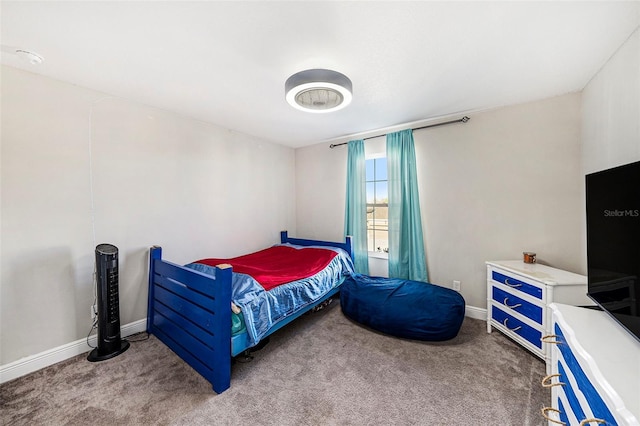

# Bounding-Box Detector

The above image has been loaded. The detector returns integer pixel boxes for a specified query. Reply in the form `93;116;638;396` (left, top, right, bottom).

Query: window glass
365;157;388;254
365;159;375;181
366;182;375;204
375;181;388;204
375;157;387;180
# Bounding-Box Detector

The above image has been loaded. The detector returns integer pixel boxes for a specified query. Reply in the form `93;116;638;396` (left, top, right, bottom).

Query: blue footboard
147;246;233;393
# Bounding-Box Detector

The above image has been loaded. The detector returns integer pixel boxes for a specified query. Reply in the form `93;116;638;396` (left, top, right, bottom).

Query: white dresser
486;261;591;368
542;303;640;425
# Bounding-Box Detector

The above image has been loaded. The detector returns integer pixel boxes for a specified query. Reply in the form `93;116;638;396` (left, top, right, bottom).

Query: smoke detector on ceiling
0;46;44;65
16;49;44;65
285;69;352;113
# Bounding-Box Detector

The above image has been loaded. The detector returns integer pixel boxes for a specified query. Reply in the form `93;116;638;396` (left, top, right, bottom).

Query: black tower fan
87;244;130;362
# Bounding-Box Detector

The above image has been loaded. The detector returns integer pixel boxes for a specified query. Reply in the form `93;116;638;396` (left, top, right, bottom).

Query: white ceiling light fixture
285;69;352;113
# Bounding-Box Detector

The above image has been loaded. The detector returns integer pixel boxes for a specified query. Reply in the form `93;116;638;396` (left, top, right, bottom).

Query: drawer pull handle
504;278;522;288
503;298;522;309
541;334;561;345
541;373;565;388
503;318;521;331
541;407;566;425
579;419;606;425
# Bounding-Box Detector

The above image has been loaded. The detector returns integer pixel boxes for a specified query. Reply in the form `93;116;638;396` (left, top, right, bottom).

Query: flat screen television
586;160;640;342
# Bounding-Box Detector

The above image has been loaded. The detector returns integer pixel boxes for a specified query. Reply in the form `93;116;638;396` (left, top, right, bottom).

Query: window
366;156;388;254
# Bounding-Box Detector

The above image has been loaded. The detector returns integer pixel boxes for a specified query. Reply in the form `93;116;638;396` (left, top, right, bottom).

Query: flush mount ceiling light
285;69;352;113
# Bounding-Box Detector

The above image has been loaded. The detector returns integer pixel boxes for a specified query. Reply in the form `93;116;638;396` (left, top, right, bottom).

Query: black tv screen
586;160;640;342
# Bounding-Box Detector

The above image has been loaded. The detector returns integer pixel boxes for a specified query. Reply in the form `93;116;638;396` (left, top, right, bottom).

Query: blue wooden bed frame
146;231;353;393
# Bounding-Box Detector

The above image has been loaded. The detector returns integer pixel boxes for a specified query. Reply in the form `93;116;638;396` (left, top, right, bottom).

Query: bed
146;231;354;393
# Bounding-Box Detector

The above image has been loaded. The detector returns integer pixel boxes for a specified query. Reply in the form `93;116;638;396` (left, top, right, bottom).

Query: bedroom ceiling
1;1;639;148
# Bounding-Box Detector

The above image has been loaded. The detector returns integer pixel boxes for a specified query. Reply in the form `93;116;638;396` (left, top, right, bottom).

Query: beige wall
295;141;347;244
0;66;296;365
296;93;584;310
416;94;583;309
582;28;640;176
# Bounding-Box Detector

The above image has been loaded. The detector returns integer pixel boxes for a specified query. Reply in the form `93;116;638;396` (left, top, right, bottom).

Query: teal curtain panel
386;130;428;282
344;139;370;274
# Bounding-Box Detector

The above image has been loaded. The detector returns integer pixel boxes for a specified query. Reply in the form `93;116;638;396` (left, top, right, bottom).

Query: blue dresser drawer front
557;399;570;426
557;361;587;422
492;306;542;349
554;323;617;425
491;271;543;300
492;286;543;324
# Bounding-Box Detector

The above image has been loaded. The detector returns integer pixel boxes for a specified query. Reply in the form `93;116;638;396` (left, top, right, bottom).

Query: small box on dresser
542;303;639;425
486;261;592;370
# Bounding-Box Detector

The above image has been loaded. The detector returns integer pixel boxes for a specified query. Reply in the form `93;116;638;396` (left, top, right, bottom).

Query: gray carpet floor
1;300;549;425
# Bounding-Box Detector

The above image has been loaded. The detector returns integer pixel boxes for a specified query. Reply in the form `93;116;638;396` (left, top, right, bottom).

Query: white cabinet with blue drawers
486;261;591;369
542;303;639;425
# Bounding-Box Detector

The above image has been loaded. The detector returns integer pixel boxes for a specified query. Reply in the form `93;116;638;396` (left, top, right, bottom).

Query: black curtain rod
329;116;470;149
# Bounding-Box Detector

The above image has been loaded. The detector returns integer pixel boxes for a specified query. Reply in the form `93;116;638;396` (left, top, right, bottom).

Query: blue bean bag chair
340;274;465;341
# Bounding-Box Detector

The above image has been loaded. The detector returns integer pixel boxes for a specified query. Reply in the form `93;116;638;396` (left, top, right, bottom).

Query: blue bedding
186;244;354;347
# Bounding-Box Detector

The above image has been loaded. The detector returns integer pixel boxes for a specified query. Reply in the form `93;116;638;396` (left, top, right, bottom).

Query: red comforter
195;245;337;291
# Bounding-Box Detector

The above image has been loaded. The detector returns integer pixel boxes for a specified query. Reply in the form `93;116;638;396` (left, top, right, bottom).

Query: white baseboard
465;305;487;321
0;319;147;385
